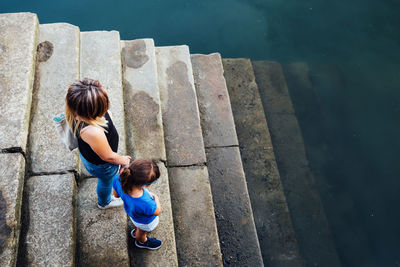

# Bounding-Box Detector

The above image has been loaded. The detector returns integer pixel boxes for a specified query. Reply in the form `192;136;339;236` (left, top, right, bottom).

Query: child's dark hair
119;159;160;193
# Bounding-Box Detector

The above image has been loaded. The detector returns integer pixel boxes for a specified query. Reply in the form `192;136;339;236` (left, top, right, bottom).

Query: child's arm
113;188;119;198
152;194;162;216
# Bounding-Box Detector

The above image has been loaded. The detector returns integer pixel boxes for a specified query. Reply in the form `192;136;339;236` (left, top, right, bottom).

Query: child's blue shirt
112;175;157;224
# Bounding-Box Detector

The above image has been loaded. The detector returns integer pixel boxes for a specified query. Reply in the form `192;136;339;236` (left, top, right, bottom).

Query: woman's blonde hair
65;78;110;134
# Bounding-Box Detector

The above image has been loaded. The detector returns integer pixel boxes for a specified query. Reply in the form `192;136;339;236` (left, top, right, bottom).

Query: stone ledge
156;46;207;166
168;166;222;266
252;61;295;115
29;23;80;174
122;39;167;161
76;178;129;267
206;146;263;266
0;153;26;267
223;58;304;266
23;174;76;266
191;53;239;147
0;12;38;152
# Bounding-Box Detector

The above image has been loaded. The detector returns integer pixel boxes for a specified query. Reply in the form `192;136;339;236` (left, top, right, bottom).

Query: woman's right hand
121;155;131;167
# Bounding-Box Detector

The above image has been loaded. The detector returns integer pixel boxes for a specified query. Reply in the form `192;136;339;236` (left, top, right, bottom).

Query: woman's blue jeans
79;153;119;207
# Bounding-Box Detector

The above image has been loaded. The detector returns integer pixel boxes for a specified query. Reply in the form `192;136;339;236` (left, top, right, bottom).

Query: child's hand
112;189;120;198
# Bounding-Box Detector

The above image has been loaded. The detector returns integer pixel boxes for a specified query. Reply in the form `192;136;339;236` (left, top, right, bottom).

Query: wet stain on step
122;40;149;69
37;41;53;62
124;80;160;138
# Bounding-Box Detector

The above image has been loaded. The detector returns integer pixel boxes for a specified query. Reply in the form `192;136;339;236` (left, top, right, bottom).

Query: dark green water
2;0;400;266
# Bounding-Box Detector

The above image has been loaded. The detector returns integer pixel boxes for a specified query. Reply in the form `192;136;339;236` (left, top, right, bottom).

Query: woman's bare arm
80;125;130;166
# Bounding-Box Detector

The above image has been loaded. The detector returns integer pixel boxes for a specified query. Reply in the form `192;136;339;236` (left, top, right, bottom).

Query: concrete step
77;31;129;266
0;154;26;267
156;46;222;266
252;60;341;267
281;63;321;123
222;58;304;266
121;39;178;266
281;63;331;196
121;39;166;161
20;174;76;266
76;178;129;266
155;45;206;166
28;23;80;174
79;30;127;178
191;53;263;266
0;12;38;153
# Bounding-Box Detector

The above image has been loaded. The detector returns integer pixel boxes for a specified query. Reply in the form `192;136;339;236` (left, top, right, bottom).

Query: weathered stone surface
122;40;178;265
29;23;80;174
0;13;38;152
281;63;329;154
252;61;341;267
128;163;178;267
206;147;263;266
121;39;166;161
168;166;222;266
0;153;25;267
80;31;126;156
192;54;262;265
281;62;316;118
191;53;238;147
23;174;76;266
156;46;206;166
266;114;309;169
222;58;304;266
252;61;295;115
76;178;129;266
264;113;341;267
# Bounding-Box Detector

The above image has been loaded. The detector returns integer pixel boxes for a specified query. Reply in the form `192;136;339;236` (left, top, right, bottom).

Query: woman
66;78;130;209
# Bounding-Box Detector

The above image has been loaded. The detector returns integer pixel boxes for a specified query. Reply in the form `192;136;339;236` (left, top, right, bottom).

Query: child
112;159;162;250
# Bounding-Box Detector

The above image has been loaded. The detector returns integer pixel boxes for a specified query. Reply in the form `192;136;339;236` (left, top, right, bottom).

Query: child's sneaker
135;238;162;250
131;229;136;239
97;195;123;209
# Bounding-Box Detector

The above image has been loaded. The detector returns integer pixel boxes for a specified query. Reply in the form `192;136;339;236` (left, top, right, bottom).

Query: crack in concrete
27;169;77;178
168;162;207;168
205;145;239;149
0;147;26;160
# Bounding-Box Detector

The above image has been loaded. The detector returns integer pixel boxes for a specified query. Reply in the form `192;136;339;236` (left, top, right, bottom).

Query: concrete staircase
250;61;341;267
0;12;341;267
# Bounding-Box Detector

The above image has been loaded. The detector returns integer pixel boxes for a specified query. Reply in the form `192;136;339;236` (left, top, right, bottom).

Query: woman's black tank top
76;112;119;165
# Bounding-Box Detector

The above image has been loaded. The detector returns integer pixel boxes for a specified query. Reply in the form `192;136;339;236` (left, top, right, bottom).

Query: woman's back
76;112;119;164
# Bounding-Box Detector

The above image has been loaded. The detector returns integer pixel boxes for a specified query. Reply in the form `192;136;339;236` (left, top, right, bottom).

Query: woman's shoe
97;195;123;209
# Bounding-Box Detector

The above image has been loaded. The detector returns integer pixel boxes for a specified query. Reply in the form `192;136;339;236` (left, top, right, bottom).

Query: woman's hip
79;152;119;179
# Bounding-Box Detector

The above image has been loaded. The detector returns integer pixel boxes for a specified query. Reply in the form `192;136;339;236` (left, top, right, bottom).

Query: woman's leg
96;164;119;206
97;175;113;206
79;153;119;206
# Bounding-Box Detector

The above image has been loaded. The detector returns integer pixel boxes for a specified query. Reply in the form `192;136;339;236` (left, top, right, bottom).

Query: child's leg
134;223;162;250
135;227;148;243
